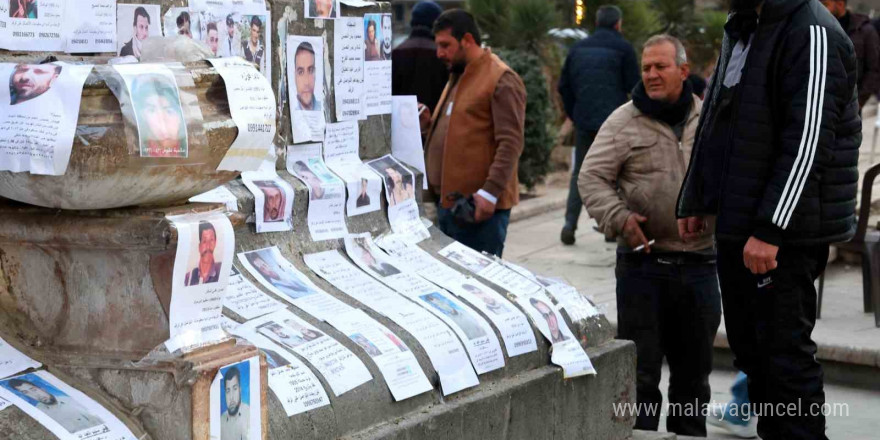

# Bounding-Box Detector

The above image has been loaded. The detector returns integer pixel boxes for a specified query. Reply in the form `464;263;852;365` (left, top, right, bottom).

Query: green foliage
687;10;727;71
466;0;511;46
467;0;561;52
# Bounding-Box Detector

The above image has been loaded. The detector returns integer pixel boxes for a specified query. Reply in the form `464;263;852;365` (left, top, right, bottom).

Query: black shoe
560;227;576;245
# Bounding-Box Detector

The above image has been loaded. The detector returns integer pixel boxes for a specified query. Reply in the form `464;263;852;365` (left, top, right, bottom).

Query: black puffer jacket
677;0;861;246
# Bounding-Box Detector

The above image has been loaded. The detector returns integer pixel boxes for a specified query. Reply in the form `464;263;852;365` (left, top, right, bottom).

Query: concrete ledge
713;330;880;371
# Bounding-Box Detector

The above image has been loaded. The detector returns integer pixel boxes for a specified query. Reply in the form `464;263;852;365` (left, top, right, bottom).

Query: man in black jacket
392;1;448;114
821;0;880;108
677;0;860;438
558;5;640;245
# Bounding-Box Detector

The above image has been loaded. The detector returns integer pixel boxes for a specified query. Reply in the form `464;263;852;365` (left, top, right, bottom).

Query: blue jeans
564;130;597;230
437;207;511;257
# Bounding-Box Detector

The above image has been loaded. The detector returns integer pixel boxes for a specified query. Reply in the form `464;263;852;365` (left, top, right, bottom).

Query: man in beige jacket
578;35;721;436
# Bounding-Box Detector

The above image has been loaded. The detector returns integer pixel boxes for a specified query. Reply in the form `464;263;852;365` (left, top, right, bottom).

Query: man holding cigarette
579;35;721;436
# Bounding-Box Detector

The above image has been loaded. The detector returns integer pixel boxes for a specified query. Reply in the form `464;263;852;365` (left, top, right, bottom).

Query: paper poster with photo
197;9;231;58
438;242;543;297
241;171;295;233
287;35;326;143
190;0;267;9
113;63;189;158
515;292;596;378
391;96;427;189
305;0;339;19
165;212;235;353
326;309;432;401
0;0;64;51
334;17;365;121
163;8;200;39
367;155;429;242
231;327;330;416
0;335;41;379
500;262;602;322
304;250;480;395
363;13;391;116
287;143;348;241
248;310;372;396
189;185;239;212
323;121;383;217
224;268;287;321
0;62;91;175
238;246;322;303
208;57;277;171
116;4;162;59
0;371;137;440
236;11;271;80
210;357;262;440
64;0;117;54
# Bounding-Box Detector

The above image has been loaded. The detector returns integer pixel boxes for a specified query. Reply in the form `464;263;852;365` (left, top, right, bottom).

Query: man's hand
473;193;496;223
418;103;431;134
743;236;778;275
677;216;707;242
622;213;651;252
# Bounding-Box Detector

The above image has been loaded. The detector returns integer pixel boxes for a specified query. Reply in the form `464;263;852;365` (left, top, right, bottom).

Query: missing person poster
210;356;262;440
367;155;429;242
0;335;41;379
334;17;365;121
166;212;235;353
0;0;64;51
305;0;339;19
189;185;239;212
224;267;286;320
163;7;200;39
64;0;116;54
0;62;91;175
287;35;326;143
438;242;543;297
0;371;138;440
362;13;391;116
323;121;383;217
499;260;602;322
287;143;348;241
241;171;295;233
391;96;428;189
516;291;596;378
116;4;161;60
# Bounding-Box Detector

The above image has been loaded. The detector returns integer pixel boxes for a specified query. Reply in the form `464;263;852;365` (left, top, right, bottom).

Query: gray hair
643;34;687;65
596;5;622;29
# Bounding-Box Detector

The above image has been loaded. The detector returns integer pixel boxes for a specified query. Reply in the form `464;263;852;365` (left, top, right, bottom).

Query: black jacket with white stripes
677;0;861;246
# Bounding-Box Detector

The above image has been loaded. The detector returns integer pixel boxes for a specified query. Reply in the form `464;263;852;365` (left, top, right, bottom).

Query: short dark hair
529;297;549;310
433;9;481;46
226;14;235;26
250;16;262;30
367;19;377;35
295;42;315;59
176;11;190;28
133;6;151;27
198;221;216;242
207;22;218;33
225;366;241;387
8;378;34;390
596;5;622;29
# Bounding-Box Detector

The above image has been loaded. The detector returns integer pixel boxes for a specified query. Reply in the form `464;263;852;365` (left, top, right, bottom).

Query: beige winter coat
577;97;714;252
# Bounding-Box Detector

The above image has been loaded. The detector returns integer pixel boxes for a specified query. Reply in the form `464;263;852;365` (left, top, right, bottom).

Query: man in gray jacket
578;35;721;436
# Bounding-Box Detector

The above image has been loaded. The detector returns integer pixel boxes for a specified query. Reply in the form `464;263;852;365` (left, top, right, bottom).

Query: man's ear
461;32;477;49
681;63;691;80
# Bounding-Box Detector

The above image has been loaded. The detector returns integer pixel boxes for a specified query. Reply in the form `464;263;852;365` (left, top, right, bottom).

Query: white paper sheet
375;234;538;357
287;35;326;143
208;57;277;171
248;310;372;396
241;171;295;233
64;0;116;53
323;121;383;216
190;0;267;9
0;371;137;440
340;0;376;6
287;143;349;241
0;63;91;175
224;269;287;320
367;155;429;242
189;185;239;211
0;0;64;51
334;17;365;121
438;242;542;296
391;96;427;189
515;292;596;378
0;397;8;412
0;336;41;379
534;275;601;321
115;4;162;60
209;356;262;440
165;212;236;353
231;327;330;416
304;250;479;395
363;13;391;116
305;0;340;19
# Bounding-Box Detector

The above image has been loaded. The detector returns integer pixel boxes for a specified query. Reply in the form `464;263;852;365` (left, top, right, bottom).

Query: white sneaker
707;403;758;438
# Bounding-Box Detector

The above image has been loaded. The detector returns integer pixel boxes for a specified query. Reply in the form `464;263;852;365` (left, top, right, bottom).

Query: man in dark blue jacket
558;5;640;245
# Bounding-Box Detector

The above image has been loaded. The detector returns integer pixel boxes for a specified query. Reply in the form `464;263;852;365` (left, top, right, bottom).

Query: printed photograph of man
356;178;371;208
219;14;241;57
185;221;223;286
119;6;151;58
206;22;220;55
244;250;315;300
351;237;400;277
381;14;392;60
462;283;509;315
242;16;264;71
293;42;322;111
364;18;383;61
220;363;250;440
2;375;104;434
261;348;290;369
258;322;307;351
307;0;337;19
253;180;286;223
291;161;326;200
282;319;324;342
9;64;60;106
368;158;415;206
420;292;486;340
529;298;567;343
130;73;188;158
9;0;37;19
444;250;491;273
176;11;192;38
350;333;382;357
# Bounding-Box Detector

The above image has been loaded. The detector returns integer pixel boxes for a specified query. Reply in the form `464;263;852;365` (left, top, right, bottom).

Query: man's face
208;29;219;55
262;186;283;220
135;15;150;41
301;170;325;198
178;21;191;38
254;257;279;279
367;24;376;43
360;248;377;266
14;383;54;405
250;24;259;44
295;50;316;107
820;0;846;17
535;302;560;335
641;41;688;103
11;65;59;104
316;0;333;17
435;29;468;71
227;22;235;37
198;229;217;261
224;375;241;416
142;94;181;146
382;16;392;47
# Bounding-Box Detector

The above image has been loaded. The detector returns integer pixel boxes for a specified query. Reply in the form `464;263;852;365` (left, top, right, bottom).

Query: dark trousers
716;241;829;440
564;130;598;230
437;207;511;257
616;252;722;436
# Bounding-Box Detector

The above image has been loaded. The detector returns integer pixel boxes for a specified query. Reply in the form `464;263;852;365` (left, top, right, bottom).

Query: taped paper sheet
495;259;602;321
363;13;392;115
0;0;64;51
334;17;365;121
391;96;428;189
367;155;430;243
241;171;295;233
287;143;348;241
306;0;340;19
287;35;326;143
65;0;117;54
0;336;41;379
163;8;201;39
224;267;287;320
116;4;162;60
189;185;239;211
0;371;138;440
210;356;262;440
438;242;542;297
515;292;596;378
323;121;383;216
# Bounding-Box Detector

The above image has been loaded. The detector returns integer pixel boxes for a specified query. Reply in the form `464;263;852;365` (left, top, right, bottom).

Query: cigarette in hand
417;104;428;116
633;239;655;252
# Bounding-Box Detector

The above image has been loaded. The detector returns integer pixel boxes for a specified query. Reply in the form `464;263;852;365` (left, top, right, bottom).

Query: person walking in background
677;0;860;438
392;1;448;115
558;5;640;246
422;9;526;257
821;0;880;108
579;35;721;436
